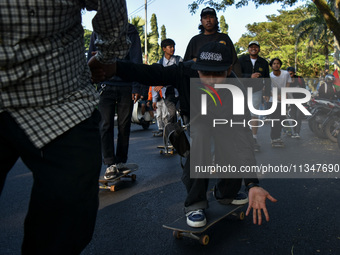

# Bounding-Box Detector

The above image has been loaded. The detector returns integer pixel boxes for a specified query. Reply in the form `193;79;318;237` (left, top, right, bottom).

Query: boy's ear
227;65;233;76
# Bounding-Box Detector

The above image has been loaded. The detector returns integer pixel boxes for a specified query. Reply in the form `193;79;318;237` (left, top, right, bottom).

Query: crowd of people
3;1;336;253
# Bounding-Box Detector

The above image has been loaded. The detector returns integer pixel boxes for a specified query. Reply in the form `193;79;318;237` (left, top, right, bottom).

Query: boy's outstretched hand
246;186;277;225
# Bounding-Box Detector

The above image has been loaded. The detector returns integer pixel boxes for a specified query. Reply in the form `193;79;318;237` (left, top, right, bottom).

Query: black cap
191;42;233;72
200;7;217;18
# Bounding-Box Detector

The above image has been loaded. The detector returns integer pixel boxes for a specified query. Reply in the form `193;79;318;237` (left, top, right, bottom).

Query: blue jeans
0;110;102;254
99;85;133;166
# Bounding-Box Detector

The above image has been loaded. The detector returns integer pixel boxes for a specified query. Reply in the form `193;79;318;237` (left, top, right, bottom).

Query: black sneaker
186;209;206;228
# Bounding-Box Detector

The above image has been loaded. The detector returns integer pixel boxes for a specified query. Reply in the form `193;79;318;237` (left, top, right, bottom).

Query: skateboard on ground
271;141;285;148
163;201;246;245
152;130;163;137
98;163;138;192
157;145;176;155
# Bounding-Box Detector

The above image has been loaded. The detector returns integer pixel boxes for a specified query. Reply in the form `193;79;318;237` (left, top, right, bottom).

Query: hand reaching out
246;186;277;225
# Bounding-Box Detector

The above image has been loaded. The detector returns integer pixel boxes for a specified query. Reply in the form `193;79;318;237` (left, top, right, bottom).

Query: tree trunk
313;0;340;44
334;0;340;70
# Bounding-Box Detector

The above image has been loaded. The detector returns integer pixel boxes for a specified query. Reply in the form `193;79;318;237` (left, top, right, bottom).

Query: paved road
1;120;340;255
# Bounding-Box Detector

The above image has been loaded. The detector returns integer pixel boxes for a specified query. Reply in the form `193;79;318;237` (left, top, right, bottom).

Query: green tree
294;2;334;71
160;25;167;42
236;7;333;77
84;28;92;53
148;13;160;64
159;25;167;58
219;15;228;34
188;0;340;47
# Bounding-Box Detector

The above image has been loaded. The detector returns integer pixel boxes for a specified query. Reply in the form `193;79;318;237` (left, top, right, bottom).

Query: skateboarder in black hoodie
89;42;277;228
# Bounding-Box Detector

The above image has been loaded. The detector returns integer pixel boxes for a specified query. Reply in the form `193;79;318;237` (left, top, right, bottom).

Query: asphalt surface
1;120;340;255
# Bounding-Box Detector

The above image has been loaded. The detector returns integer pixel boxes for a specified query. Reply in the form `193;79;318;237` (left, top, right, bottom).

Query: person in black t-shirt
183;7;241;77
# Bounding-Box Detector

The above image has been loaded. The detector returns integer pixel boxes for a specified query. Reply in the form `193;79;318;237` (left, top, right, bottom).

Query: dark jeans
99;85;133;166
269;102;285;140
0;111;102;254
181;121;249;213
181;155;242;213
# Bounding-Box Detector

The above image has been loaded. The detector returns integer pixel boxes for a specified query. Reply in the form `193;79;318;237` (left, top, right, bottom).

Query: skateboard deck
163;201;246;245
272;142;284;148
98;163;138;192
152;130;163;137
157;145;175;155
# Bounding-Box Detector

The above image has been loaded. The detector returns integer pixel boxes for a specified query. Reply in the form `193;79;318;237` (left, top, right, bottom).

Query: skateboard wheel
199;235;209;245
131;174;137;181
170;150;174;155
239;211;245;220
160;150;164;154
173;231;182;239
110;185;117;192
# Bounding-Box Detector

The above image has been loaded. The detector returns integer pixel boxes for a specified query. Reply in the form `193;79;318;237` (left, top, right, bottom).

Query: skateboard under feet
163;201;246;245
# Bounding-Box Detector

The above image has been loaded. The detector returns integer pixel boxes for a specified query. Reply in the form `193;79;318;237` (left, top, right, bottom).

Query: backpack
163;121;190;158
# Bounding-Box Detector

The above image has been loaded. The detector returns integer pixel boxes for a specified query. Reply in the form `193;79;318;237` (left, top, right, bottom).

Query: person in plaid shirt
0;0;130;253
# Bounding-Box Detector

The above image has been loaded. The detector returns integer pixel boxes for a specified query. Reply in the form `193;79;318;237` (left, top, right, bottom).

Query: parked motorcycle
131;99;154;130
322;102;340;142
307;98;333;139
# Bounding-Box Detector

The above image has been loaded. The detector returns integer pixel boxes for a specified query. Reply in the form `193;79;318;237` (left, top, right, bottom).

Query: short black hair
287;67;295;72
269;58;282;67
161;38;175;48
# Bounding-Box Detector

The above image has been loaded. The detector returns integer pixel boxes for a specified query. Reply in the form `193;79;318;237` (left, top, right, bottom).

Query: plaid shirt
0;0;130;148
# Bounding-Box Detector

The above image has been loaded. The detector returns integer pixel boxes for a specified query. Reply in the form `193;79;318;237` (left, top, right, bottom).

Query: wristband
245;182;259;192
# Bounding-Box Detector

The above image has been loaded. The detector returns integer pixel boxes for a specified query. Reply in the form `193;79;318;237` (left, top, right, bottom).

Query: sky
82;0;303;57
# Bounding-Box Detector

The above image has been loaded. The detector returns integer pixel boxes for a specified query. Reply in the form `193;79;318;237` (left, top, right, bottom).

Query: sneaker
186;209;207;228
104;164;118;180
213;186;248;205
116;163;131;174
231;192;249;205
253;138;260;152
291;133;300;139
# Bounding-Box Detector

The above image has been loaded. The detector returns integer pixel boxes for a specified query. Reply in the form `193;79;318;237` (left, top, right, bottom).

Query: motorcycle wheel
324;117;340;143
311;118;328;139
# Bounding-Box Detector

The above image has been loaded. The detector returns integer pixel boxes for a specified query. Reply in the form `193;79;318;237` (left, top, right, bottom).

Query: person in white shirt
152;39;183;136
269;58;292;147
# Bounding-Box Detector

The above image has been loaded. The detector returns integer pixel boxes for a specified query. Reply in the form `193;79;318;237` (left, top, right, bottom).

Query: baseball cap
248;41;260;48
191;42;233;72
200;7;217;18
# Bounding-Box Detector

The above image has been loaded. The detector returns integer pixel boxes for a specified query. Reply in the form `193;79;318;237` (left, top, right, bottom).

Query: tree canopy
236;6;334;78
189;0;340;44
